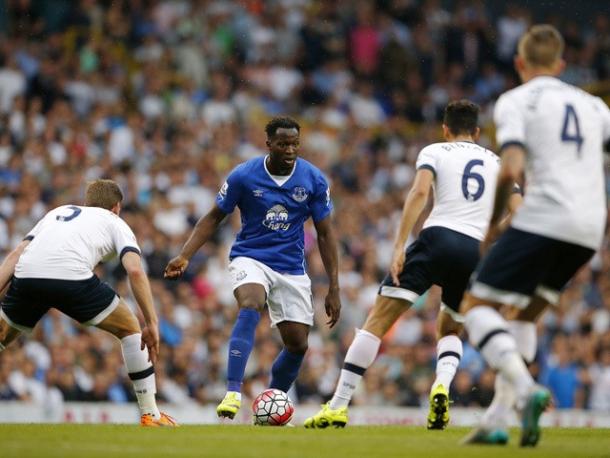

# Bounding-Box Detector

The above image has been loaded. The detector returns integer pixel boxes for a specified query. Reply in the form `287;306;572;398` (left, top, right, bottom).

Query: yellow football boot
217;392;241;419
304;402;348;428
427;384;450;430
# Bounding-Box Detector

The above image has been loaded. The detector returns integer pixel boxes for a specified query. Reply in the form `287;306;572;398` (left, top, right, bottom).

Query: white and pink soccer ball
252;389;294;426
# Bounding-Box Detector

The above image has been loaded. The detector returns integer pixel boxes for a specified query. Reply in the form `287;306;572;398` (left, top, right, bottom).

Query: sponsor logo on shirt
291;186;308;203
263;204;291;231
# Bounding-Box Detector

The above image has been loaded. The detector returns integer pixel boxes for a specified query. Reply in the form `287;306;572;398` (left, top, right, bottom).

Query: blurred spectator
0;0;608;412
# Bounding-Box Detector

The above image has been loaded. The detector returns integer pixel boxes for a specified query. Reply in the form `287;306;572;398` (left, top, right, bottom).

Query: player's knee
284;340;308;355
238;298;265;312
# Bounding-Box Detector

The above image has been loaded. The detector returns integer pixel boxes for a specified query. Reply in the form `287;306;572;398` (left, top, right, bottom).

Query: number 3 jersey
495;75;610;250
16;205;140;280
416;141;501;241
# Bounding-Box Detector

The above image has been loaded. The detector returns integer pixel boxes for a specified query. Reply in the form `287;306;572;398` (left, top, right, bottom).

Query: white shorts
228;256;314;327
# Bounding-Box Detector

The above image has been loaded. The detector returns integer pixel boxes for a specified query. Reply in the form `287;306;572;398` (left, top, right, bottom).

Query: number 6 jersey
16;205;140;280
416;141;501;241
494;75;610;250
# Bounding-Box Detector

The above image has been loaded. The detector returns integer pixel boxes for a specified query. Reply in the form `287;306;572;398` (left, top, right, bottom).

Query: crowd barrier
0;402;609;427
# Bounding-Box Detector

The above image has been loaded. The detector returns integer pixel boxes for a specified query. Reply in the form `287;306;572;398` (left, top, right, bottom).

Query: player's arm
164;204;227;279
482;145;526;253
390;168;434;285
122;251;159;363
0;240;29;295
313;216;341;328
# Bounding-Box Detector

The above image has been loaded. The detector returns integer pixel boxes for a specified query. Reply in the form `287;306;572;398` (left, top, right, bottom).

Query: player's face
266;128;300;174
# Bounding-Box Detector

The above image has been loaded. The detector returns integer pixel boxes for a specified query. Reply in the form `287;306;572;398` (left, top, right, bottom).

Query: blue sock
226;308;260;392
269;348;306;392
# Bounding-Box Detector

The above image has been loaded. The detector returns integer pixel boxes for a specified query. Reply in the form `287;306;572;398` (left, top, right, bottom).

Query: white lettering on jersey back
16;205;140;280
494;76;610;250
416;141;500;241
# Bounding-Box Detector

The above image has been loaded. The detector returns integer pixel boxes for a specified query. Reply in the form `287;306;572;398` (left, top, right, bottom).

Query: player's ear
265;139;271;149
554;58;566;75
473;127;481;142
514;55;525;74
441;124;450;141
111;202;121;215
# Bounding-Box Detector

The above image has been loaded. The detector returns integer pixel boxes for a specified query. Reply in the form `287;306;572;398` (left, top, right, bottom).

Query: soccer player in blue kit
164;117;341;419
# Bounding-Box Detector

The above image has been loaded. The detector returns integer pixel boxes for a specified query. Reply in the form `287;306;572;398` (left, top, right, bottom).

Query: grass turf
0;425;608;458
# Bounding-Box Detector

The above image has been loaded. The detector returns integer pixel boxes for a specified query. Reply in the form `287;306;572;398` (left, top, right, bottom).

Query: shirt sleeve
594;97;610;145
111;218;141;260
24;218;44;241
310;172;333;223
215;166;242;214
415;145;438;177
494;94;526;150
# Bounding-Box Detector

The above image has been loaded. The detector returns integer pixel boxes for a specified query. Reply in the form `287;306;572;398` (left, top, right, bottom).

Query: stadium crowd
0;0;609;412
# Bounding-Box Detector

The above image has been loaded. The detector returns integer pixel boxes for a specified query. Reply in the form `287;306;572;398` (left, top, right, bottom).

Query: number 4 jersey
495;75;610;250
16;205;140;280
416;141;501;241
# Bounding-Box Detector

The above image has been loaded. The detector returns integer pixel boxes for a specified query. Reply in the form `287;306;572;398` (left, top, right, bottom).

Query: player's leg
475;296;547;440
306;233;433;428
304;294;412;428
270;321;309;392
428;308;463;430
94;300;175;426
460;229;554;446
0;316;22;351
216;282;266;418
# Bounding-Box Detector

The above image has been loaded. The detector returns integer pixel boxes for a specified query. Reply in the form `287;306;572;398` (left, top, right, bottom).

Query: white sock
480;321;535;428
121;333;160;419
329;329;381;410
481;373;515;428
509;321;537;364
432;335;462;391
465;306;534;405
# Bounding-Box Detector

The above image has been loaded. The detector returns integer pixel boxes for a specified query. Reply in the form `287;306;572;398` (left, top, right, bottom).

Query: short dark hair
265;117;300;138
443;100;480;136
85;179;123;210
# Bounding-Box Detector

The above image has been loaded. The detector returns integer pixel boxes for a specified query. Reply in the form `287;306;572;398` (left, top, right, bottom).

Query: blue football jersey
215;156;333;275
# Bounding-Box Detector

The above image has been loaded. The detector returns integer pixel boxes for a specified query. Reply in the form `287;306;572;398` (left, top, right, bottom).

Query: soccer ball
252;389;294;426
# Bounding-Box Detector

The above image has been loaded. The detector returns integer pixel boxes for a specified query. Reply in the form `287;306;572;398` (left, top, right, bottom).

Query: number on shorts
462;159;485;201
56;206;82;222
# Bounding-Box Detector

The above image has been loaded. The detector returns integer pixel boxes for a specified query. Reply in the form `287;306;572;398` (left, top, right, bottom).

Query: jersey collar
263;155;298;187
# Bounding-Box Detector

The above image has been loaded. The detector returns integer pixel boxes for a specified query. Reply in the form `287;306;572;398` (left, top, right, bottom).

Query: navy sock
226;308;260;392
269;348;306;392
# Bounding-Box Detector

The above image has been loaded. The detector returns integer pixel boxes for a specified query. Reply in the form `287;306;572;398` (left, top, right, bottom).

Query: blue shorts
469;227;595;308
379;226;480;316
0;275;119;332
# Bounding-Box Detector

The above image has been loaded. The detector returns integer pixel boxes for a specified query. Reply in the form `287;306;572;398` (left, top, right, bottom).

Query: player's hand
164;255;189;279
141;323;160;365
480;224;502;256
390;248;406;286
324;286;341;328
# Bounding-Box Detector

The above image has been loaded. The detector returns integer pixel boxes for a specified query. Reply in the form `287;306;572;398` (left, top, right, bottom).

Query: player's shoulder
296;157;328;182
231;157;262;176
418;142;447;156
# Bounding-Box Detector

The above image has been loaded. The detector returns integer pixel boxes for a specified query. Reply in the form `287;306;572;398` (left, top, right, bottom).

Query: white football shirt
16;205;140;280
495;76;610;250
416;141;501;241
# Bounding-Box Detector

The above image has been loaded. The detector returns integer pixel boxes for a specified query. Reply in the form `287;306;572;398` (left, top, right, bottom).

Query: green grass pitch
1;425;609;458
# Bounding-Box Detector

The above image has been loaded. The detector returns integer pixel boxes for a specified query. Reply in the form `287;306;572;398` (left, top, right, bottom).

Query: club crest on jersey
253;189;264;197
291;186;308;203
263;204;291;231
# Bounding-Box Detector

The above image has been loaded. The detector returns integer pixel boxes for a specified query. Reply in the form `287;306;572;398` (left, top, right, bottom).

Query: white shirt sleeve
494;94;526;148
110;217;141;260
415;145;439;176
594;97;610;143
